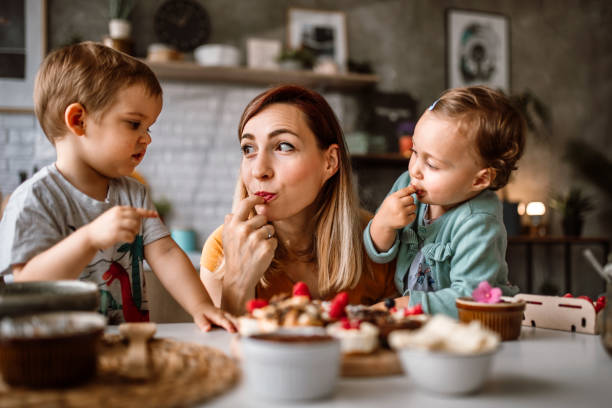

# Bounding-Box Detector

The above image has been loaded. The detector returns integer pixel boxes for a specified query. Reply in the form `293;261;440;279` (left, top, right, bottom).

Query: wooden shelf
350;153;410;166
143;60;378;90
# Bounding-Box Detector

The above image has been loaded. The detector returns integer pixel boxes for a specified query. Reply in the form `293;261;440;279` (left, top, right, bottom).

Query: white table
115;323;612;408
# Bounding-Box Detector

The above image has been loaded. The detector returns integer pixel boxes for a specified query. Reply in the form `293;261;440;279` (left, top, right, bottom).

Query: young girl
365;86;525;317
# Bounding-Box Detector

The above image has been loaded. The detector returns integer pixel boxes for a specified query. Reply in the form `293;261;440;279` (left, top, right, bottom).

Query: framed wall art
446;9;510;92
287;8;347;72
0;0;46;112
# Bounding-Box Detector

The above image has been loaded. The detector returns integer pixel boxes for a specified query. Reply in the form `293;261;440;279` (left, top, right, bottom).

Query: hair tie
427;99;439;111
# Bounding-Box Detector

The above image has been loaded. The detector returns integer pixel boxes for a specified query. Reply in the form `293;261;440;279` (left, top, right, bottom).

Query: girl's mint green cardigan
364;171;518;317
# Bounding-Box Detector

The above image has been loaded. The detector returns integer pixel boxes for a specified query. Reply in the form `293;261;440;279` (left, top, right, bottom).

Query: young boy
365;86;525;317
0;42;234;331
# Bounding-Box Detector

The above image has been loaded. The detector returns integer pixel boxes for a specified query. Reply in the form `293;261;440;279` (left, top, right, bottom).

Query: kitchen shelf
350;153;410;166
143;60;378;90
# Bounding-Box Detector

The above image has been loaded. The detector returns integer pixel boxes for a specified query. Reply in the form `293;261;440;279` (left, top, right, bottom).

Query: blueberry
384;298;396;309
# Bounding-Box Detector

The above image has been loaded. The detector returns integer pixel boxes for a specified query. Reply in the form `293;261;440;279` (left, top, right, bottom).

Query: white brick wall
0;83;353;250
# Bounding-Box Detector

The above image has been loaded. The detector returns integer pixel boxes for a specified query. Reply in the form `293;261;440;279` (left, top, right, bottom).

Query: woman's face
240;103;338;221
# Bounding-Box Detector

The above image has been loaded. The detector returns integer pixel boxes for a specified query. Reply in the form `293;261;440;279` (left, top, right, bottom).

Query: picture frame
246;38;281;70
446;9;510;92
0;0;47;112
287;8;347;72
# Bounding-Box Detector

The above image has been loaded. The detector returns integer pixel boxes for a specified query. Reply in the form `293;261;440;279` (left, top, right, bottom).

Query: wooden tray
514;293;602;334
341;349;403;377
0;334;239;408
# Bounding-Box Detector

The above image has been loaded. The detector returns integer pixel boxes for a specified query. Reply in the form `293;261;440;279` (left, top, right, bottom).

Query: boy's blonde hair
430;86;526;190
231;85;366;295
34;41;162;145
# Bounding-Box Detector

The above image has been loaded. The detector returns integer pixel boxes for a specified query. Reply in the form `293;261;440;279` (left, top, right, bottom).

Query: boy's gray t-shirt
0;164;169;324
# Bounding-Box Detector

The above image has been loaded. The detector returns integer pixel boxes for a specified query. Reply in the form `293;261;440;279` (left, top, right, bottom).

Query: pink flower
472;281;502;304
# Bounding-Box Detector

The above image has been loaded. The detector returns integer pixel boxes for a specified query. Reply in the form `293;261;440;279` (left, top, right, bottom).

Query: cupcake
455;282;526;341
327;318;379;354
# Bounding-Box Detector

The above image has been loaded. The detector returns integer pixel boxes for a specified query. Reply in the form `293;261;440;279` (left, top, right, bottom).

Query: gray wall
1;0;611;296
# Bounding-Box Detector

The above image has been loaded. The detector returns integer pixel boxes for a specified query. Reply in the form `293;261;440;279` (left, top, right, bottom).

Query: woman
200;85;397;315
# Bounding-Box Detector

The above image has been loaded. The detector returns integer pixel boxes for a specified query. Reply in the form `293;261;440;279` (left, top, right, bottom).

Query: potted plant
109;0;135;39
277;47;315;70
551;187;595;236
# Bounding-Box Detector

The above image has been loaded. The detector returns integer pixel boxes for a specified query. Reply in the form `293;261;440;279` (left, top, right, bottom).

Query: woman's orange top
201;225;398;306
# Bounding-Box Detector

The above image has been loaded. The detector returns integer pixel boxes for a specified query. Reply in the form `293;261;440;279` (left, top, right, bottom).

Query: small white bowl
194;44;240;67
395;346;500;395
241;330;341;401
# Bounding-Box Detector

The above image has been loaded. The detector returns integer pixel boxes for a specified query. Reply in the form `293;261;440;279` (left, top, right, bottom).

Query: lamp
526;201;546;236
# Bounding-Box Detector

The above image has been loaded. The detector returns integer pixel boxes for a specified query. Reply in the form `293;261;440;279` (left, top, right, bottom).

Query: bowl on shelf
194;44;240;67
0;280;100;317
241;328;341;401
0;311;106;387
455;296;526;341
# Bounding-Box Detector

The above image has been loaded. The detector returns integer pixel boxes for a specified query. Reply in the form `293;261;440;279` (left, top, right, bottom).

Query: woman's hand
222;195;278;297
370;186;416;252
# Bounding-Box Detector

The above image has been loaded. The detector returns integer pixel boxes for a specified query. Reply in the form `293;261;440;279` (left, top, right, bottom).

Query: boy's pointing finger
134;208;159;218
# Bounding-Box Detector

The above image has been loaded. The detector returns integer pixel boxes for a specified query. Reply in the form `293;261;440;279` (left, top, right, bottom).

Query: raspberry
577;295;593;302
562;293;573;298
595;296;607;313
328;292;349;319
246;299;269;313
340;317;360;330
292;281;311;299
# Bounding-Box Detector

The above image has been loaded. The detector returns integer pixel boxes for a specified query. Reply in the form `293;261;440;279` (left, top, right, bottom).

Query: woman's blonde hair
231;85;365;295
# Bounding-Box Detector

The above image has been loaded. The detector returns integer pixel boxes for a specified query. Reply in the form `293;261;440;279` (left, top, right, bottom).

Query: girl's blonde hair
430;86;526;190
231;85;365;295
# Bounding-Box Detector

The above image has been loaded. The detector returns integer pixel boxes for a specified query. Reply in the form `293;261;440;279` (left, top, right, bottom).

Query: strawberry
404;304;424;316
246;299;269;313
562;293;574;298
328;292;349;319
292;281;311;299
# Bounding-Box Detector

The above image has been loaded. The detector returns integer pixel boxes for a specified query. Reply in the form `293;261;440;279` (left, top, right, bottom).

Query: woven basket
455;297;526;341
0;334;239;407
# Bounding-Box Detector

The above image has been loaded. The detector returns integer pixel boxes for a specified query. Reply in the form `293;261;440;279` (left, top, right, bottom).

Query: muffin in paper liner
455;296;526;341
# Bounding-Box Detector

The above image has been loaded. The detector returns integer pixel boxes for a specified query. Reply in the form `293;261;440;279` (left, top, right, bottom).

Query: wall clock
154;0;211;52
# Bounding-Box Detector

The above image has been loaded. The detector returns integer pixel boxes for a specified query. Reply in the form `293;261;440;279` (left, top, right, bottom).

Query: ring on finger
267;232;273;239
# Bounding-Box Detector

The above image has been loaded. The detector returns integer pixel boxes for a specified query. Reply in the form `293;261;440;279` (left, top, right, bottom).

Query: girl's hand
222;195;277;291
370;186;417;252
86;206;158;250
191;301;237;332
375;185;417;230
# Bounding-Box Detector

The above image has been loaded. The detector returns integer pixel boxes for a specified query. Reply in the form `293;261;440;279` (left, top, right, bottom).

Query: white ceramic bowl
241;330;341;401
396;346;500;395
194;44;240;67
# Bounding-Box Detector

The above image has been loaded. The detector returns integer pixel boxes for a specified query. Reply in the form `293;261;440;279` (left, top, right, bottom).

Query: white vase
109;18;131;39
